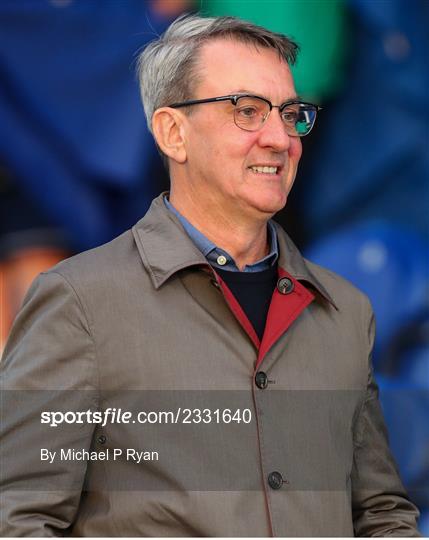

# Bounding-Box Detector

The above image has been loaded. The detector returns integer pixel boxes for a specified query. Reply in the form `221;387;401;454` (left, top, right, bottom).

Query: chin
250;195;287;216
262;189;288;211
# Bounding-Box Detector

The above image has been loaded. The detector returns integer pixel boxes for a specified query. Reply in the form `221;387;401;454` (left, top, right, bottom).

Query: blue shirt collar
164;196;278;272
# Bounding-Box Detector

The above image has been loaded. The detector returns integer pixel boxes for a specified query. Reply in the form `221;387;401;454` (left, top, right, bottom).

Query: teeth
251;166;278;174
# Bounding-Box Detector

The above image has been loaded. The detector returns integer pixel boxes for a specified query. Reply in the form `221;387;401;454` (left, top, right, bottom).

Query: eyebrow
231;89;301;102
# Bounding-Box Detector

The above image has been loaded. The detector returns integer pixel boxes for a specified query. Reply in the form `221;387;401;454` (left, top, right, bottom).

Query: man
0;14;420;537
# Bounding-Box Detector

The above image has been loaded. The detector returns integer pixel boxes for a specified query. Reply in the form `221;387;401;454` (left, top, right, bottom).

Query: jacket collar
273;222;338;309
132;193;337;309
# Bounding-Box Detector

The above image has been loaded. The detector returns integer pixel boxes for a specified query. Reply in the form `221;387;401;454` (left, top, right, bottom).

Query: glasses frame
168;94;321;136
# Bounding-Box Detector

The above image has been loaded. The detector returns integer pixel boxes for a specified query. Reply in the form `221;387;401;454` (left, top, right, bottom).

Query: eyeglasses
168;94;321;137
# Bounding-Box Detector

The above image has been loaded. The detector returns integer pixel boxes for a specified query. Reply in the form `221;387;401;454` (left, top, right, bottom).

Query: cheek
289;138;302;161
223;123;258;152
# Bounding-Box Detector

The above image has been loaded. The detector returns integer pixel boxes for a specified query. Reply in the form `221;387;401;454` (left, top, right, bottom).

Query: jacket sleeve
0;270;98;537
351;298;421;537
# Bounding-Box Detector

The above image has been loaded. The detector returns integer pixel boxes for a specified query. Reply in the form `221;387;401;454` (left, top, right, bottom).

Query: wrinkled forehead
194;38;295;99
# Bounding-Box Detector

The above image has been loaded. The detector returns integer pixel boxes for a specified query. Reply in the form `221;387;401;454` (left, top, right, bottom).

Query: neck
169;189;270;271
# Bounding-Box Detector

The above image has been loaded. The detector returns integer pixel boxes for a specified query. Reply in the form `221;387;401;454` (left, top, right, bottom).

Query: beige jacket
0;194;420;536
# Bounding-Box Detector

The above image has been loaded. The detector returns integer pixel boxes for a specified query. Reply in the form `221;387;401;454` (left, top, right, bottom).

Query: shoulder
22;229;147;328
274;221;373;317
303;257;375;348
305;257;371;310
53;228;136;276
44;229;144;293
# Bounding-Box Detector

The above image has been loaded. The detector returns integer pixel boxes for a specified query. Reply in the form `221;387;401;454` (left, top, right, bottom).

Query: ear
152;108;187;164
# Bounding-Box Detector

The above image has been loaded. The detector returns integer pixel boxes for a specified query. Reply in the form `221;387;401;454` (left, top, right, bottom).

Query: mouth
248;165;283;176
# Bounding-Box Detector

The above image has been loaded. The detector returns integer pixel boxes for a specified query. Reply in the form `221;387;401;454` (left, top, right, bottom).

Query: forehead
195;38;296;100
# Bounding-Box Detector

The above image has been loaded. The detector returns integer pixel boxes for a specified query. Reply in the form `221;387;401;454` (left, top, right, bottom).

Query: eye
281;109;299;124
237;106;259;118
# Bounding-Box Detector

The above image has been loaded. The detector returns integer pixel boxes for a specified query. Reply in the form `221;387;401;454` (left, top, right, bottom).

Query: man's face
181;38;302;221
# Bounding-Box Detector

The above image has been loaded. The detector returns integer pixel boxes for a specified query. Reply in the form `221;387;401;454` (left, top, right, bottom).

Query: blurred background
0;0;428;530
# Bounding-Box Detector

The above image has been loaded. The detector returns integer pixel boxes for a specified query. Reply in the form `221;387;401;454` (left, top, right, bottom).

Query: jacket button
97;435;107;445
268;471;283;490
277;277;294;294
255;371;268;389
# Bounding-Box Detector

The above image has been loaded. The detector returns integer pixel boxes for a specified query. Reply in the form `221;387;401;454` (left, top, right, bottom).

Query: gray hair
136;14;299;136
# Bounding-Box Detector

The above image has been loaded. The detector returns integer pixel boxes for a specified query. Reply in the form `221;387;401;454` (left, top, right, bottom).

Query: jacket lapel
132;195;337;371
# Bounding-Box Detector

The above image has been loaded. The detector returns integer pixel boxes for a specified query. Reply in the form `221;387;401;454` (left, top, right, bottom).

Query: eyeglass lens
233;96;316;136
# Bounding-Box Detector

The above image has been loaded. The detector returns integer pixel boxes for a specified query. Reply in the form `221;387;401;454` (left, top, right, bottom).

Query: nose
256;108;291;152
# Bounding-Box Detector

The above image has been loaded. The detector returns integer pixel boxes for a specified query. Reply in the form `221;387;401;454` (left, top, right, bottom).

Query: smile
249;166;279;174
